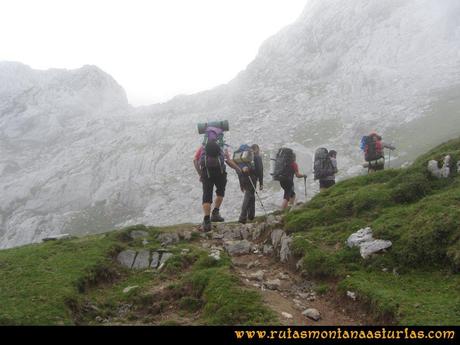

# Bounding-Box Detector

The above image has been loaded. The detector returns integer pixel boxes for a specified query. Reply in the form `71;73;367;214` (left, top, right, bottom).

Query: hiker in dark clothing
319;150;338;191
238;144;264;224
279;154;306;210
193;141;240;231
361;132;395;173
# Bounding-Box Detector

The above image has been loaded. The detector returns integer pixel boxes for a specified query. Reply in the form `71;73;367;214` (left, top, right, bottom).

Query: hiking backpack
361;135;383;162
313;148;335;180
233;144;255;172
199;141;225;177
272;148;295;181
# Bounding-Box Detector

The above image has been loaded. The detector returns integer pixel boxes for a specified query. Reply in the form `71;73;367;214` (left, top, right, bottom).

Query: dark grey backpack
313;148;335;180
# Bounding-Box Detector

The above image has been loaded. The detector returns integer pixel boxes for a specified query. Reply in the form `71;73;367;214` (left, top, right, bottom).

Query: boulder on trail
302;308;321;321
265;279;282;290
150;251;160;269
224;240;252;256
157;232;180;246
271;229;285;249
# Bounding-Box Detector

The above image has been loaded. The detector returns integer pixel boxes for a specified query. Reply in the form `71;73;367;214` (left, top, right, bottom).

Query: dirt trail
199;223;363;325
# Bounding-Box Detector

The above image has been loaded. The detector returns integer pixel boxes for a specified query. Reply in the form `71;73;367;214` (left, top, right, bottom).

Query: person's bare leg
214;196;224;209
281;199;289;210
289;196;296;206
202;203;211;216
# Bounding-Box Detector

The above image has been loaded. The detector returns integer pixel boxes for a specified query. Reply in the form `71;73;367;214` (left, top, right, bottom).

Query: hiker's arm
294;164;306;178
383;142;396;150
226;159;242;173
193;159;202;177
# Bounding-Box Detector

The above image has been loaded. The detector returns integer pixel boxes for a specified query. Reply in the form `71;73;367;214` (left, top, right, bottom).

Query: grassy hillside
0;225;274;325
285;138;460;324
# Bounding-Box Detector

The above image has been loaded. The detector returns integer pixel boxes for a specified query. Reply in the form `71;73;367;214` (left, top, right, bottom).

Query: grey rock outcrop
117;250;137;268
271;229;285;250
130;230;148;239
347;227;392;259
427;155;452;179
131;250;150;269
280;234;293;263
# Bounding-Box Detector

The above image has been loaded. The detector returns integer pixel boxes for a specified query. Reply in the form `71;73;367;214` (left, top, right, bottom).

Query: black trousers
239;174;256;221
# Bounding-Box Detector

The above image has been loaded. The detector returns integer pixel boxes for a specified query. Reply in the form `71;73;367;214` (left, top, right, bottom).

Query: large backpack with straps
272;148;295;181
233;144;255;172
199;141;225;177
361;135;383;162
313;148;335;180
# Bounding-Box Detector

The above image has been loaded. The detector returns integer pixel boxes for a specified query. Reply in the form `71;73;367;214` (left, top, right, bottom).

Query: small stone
281;312;293;319
302;308;321;321
181;248;190;255
247;260;259;269
296;259;303;270
123;285;139;294
265;279;282;290
142;239;149;246
347;291;357;300
278;272;289;280
382;267;388;272
209;250;221;261
201;242;211;248
263;244;274;256
297;292;310;299
157;232;180;246
95;316;104;323
240;228;250;240
181;231;192;241
212;233;224;240
249;270;265;282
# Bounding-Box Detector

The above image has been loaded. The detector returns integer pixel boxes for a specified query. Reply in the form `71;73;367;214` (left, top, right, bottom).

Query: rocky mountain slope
1;0;460;248
0;137;459;325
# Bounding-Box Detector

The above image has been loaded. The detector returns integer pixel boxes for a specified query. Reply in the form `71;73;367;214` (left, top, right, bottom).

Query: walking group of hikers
193;121;395;231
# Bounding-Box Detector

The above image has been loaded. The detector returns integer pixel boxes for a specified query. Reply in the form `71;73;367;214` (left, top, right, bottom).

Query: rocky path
199;218;362;325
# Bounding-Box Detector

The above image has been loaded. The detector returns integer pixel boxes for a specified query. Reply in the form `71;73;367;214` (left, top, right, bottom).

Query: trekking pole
388;148;391;169
248;176;268;218
303;176;307;201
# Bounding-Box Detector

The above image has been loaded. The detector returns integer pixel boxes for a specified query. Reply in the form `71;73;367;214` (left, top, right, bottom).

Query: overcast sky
0;0;307;105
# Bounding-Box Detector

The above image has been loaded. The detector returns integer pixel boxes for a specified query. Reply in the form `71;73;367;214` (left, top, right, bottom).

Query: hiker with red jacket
193;139;240;232
272;148;306;210
361;131;396;173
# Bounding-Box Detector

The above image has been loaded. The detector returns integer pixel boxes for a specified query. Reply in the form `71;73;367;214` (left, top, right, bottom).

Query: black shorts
280;179;295;201
319;180;335;189
202;170;227;204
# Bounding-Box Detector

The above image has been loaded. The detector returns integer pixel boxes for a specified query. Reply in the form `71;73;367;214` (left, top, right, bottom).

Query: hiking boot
202;219;212;232
238;218;247;224
211;211;224;222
